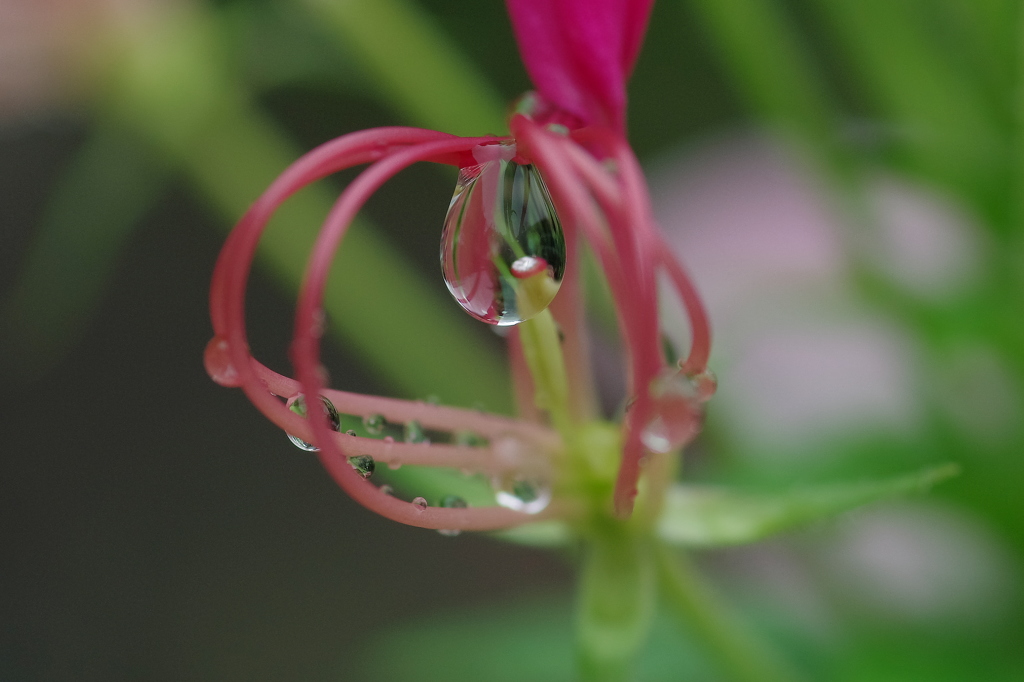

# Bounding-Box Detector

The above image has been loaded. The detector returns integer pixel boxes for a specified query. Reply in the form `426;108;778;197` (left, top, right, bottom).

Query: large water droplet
204;335;242;387
494;476;551;514
348;455;375;479
285;394;341;451
441;157;566;326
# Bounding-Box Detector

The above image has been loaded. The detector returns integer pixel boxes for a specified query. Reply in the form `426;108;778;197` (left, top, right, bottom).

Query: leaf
351;595;713;682
657;464;960;547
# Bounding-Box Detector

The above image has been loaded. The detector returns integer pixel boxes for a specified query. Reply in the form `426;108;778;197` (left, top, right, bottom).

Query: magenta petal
506;0;654;131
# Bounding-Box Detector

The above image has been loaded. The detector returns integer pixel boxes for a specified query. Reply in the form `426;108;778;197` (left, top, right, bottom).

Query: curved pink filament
514;115;712;517
291;136;567;529
211;127;561;530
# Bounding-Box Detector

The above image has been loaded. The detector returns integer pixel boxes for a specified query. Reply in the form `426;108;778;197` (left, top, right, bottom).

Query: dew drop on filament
640;369;708;454
441;157;566;326
348;455;375;479
438;495;468;537
285;394;342;451
204;335;242;387
493;476;551;514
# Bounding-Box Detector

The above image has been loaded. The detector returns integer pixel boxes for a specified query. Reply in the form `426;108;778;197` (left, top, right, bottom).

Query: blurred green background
1;0;1022;680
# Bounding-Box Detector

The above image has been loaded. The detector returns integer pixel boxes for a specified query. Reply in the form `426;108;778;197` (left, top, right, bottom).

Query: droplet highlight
285;394;341;451
441;157;566;326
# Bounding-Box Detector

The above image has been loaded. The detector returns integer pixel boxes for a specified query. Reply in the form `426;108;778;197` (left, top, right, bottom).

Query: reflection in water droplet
640;369;706;454
412;496;428;512
363;414;385;435
438;495;468;537
404;420;427;444
441;157;566;326
204;335;242;387
494;476;551;514
285;394;341;451
348;455;375;479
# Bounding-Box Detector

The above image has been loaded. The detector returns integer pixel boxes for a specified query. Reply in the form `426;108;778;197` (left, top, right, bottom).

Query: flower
205;0;712;530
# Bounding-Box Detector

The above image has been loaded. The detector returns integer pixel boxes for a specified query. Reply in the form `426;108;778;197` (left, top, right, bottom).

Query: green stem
517;308;571;432
654;543;805;682
576;525;656;682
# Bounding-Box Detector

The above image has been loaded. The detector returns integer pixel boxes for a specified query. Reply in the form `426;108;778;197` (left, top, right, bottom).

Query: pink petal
506;0;654;131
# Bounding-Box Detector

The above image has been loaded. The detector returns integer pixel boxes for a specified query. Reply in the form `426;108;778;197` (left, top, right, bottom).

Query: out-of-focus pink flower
0;0;172;118
206;0;712;529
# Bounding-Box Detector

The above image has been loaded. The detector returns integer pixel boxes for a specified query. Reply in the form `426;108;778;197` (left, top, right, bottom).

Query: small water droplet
345;429;357;437
363;414;385;435
494;476;551;514
388;461;402;471
640;369;704;454
379;484;394;496
441;495;467;508
441;158;566;326
348;455;375;479
310;308;326;338
285;394;341;451
404;420;426;444
383;435;395;444
438;495;468;536
412;496;428;512
454;431;488;447
687;368;718;402
492;435;527;467
204;335;242;387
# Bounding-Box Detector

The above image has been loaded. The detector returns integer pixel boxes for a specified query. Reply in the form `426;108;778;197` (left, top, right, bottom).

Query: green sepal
657;464;960;547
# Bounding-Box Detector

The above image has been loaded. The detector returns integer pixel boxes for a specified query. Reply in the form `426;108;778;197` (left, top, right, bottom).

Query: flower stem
517;308;572;433
576;524;656;682
654;543;806;682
